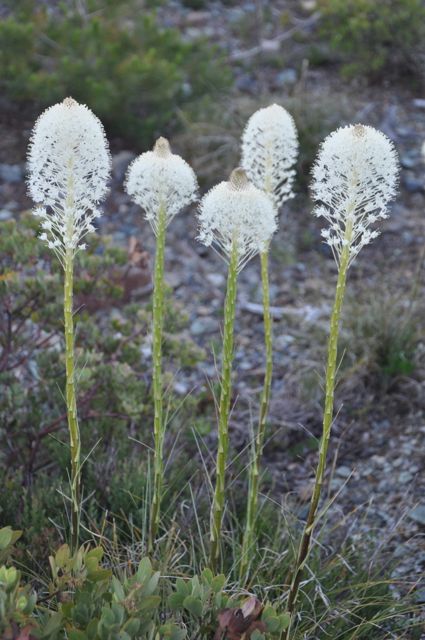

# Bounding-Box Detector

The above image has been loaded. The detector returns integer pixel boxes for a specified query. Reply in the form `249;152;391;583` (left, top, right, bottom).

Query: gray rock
190;316;217;336
0;209;12;221
400;153;418;170
335;465;352;478
274;68;297;88
235;73;257;94
402;172;424;194
206;272;225;287
408;505;425;526
398;471;412;484
261;38;281;54
414;586;425;603
0;163;23;183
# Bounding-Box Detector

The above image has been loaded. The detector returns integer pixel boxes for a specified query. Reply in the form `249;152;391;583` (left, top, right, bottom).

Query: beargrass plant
239;104;298;580
198;168;276;571
283;124;399;638
27;97;111;553
11;97;417;638
125;138;198;549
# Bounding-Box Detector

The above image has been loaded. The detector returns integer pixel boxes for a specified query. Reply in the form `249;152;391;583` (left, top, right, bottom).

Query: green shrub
318;0;425;80
0;1;231;143
0;217;206;544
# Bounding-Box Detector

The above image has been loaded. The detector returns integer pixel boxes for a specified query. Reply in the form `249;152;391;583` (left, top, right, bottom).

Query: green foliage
0;1;231;143
168;569;229;634
318;0;425;79
0;527;22;565
0;217;205;546
344;292;419;385
38;547;169;640
0;564;37;637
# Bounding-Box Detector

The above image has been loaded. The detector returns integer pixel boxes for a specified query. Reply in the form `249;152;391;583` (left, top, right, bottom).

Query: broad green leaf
175;578;190;597
278;613;291;631
201;568;213;585
0;527;13;550
55;544;70;569
136;557;153;584
137;594;161;611
142;571;160;596
168;591;184;611
112;576;125;601
211;574;226;593
183;595;203;618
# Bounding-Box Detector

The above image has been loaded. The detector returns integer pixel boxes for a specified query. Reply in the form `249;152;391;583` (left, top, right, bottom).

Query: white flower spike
312;124;399;265
125;137;198;234
241;103;298;208
198;167;277;271
28;97;111;260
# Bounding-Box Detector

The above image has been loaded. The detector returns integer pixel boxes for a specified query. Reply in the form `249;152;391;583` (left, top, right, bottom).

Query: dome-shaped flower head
312;124;399;266
198;168;277;271
241;104;298;209
125;137;198;234
27;97;111;259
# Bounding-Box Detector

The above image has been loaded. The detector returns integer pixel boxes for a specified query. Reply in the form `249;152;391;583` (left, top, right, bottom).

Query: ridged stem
209;240;239;571
283;231;351;639
64;249;81;554
149;204;166;550
240;249;272;580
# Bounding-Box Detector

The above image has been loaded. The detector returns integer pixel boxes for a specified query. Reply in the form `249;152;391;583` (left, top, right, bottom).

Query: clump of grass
345;291;420;385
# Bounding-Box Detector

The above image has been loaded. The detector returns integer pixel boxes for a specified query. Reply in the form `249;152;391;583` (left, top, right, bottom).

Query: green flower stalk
240;104;298;579
27;97;111;552
198;168;277;571
283;124;399;638
125;137;198;549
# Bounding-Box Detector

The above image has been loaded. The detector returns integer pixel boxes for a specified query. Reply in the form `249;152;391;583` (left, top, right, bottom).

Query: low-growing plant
0;1;231;143
318;0;425;81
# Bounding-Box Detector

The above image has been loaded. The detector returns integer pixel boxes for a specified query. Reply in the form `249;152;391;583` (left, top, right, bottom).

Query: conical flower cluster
125;137;198;234
27;97;111;259
198;168;277;271
312;124;399;265
241;104;298;208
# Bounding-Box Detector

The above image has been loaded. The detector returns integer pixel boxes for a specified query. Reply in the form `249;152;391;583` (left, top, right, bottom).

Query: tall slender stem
240;248;272;579
64;249;81;554
210;241;239;571
283;239;351;639
149;204;166;549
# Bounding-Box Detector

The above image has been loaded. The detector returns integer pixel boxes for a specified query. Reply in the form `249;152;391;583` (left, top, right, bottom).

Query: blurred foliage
0;0;231;143
0;216;206;545
176;92;353;192
318;0;425;80
344;290;420;387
